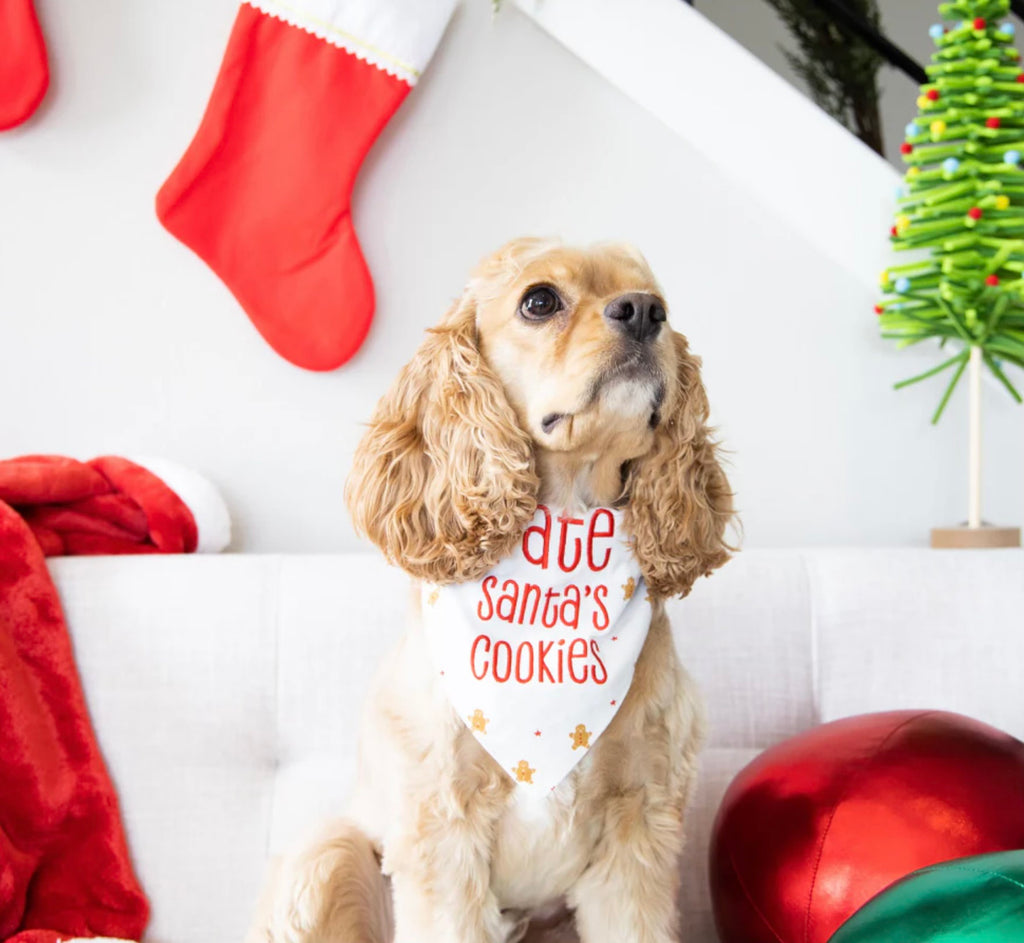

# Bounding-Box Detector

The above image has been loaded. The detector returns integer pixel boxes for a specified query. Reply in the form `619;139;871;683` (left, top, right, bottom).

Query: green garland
880;0;1024;422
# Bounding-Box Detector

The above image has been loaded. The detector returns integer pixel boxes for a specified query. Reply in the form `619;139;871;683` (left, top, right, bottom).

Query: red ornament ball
974;17;987;29
968;206;983;219
889;226;898;237
987;274;1000;286
1018;74;1024;83
926;88;940;101
901;142;914;154
874;304;884;315
988;116;1002;128
709;711;1024;943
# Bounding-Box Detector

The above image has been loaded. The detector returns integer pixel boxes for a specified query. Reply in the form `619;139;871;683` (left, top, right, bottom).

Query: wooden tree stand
931;524;1021;548
931;347;1021;549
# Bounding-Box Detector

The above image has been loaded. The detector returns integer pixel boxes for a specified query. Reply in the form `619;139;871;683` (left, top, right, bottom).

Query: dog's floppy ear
346;291;539;583
624;331;734;599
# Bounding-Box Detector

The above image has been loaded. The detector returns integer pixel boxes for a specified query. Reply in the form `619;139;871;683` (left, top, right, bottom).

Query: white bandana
422;505;650;794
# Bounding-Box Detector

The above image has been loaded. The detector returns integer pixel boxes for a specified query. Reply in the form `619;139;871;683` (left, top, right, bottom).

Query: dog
248;238;733;943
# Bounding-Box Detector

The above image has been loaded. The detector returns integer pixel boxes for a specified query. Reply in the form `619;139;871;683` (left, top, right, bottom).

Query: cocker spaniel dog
249;238;733;943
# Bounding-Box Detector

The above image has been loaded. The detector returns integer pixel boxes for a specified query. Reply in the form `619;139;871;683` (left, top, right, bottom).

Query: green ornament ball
828;850;1024;943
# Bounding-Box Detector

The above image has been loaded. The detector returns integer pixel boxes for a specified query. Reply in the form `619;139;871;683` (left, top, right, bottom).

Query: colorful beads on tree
881;0;1024;422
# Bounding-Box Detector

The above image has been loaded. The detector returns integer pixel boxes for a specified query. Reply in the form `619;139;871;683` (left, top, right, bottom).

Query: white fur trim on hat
127;456;232;553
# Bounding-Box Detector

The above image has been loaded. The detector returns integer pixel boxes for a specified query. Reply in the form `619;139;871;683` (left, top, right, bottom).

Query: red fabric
88;457;197;553
0;502;149;942
62;535;162;557
24;524;62;558
20;507;143;543
7;931;64;943
709;710;1024;943
0;0;48;130
0;456;198;557
155;4;411;371
0;457;109;505
65;495;150;540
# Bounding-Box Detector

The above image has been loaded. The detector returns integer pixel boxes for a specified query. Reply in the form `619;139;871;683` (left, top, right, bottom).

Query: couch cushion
673;550;816;749
808;549;1024;738
52;555;281;943
270;556;408;850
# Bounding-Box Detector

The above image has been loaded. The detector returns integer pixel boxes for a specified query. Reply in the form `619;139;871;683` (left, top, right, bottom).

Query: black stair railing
689;0;1024;87
806;0;926;83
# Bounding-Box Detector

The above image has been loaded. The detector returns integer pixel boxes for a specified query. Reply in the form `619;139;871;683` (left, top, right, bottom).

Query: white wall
1;0;1021;552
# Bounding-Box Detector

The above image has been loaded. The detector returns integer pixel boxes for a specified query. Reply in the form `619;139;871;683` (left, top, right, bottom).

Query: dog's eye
519;286;561;321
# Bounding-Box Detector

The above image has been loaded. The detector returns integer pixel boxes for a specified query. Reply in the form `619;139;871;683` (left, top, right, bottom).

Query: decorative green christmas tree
881;0;1023;546
879;0;1024;425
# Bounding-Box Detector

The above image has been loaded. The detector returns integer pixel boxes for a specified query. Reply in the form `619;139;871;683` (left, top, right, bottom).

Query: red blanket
0;455;198;557
0;501;149;943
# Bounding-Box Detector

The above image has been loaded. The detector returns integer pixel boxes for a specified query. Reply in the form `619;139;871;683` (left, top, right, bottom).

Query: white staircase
516;0;900;292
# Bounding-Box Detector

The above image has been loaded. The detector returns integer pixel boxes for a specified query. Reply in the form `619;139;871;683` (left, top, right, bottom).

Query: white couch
50;549;1024;943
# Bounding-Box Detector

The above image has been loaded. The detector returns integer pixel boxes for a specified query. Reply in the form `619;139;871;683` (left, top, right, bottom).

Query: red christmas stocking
0;0;49;130
156;0;455;371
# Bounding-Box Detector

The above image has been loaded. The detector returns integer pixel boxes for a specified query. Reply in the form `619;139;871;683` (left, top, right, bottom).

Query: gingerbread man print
622;576;635;600
569;724;592;750
468;709;489;733
512;760;536;783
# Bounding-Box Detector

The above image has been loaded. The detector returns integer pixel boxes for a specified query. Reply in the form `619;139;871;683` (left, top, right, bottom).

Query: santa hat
0;454;231;556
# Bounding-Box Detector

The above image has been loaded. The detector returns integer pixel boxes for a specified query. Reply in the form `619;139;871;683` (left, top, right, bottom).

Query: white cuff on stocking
245;0;457;85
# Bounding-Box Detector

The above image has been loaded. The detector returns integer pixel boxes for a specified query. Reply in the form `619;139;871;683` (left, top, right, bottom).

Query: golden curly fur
248;238;734;943
346;293;538;583
347;237;731;598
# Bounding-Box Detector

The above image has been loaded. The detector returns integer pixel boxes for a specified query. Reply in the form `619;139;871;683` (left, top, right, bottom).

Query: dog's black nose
603;292;666;342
